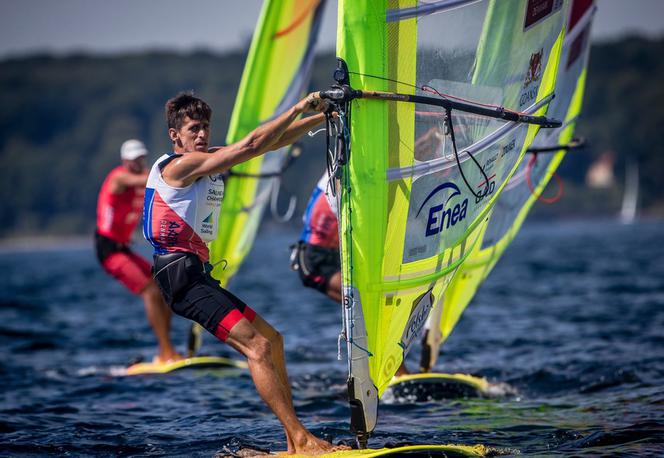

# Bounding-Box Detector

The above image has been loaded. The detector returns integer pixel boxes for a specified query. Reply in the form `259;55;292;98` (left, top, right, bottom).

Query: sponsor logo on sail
524;0;564;30
524;49;543;88
520;49;544;107
501;138;516;157
416;182;468;237
475;176;496;205
399;290;434;354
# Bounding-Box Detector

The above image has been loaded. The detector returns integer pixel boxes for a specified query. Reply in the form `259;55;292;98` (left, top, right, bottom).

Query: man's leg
140;280;180;363
251;315;293;404
103;251;180;363
325;271;342;303
225;317;339;455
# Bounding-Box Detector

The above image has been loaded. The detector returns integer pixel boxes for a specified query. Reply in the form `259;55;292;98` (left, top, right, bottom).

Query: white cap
120;139;148;160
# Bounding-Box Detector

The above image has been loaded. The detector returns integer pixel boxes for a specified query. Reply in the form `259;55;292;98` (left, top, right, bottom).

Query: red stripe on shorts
243;306;256;322
214;309;244;341
213;307;257;341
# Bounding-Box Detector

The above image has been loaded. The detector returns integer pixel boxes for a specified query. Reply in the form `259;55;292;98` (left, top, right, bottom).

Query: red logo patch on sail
523;49;543;88
524;0;563;30
566;24;590;69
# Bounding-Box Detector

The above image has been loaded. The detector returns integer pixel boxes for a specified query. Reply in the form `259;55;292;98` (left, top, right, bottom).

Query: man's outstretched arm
169;94;325;185
270;113;326;151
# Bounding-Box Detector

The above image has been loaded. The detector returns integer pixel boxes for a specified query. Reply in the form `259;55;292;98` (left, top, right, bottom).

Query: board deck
281;444;489;457
123;355;248;375
386;373;495;400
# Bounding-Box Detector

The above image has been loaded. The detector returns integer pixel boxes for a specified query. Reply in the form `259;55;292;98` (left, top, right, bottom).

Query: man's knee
245;333;272;363
141;280;162;300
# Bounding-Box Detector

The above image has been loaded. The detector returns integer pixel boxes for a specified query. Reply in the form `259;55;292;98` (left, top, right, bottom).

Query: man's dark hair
165;92;212;130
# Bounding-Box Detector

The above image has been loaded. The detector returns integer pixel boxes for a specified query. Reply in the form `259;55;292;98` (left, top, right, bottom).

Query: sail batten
388;0;484;23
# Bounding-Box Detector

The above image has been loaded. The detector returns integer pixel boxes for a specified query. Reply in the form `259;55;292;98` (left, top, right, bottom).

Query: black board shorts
294;241;340;293
153;252;255;341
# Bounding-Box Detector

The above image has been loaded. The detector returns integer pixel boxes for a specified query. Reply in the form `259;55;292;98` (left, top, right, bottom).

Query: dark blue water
1;220;663;457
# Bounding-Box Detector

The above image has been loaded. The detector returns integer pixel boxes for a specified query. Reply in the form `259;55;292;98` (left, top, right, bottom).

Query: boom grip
318;88;348;101
519;114;562;128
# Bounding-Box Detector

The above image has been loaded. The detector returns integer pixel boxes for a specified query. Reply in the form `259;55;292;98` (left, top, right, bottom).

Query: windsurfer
291;174;342;303
291;174;412;377
144;92;346;455
95;139;181;364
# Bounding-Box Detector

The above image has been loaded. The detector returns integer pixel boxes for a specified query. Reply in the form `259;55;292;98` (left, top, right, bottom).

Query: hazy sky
0;0;662;59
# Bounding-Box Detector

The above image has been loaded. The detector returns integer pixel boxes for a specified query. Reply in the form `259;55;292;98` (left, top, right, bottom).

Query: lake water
0;220;662;456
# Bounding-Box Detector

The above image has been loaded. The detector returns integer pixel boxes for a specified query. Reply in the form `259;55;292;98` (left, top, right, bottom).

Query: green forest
1;36;662;238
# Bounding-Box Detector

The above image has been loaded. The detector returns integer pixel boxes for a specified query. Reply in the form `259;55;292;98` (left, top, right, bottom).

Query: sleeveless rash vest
300;174;339;249
97;165;145;244
143;153;224;262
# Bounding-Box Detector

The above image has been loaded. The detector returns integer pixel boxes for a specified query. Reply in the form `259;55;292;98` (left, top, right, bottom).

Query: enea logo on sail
415;182;468;237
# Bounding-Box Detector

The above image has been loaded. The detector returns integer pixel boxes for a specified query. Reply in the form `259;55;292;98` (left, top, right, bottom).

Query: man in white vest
143;91;346;455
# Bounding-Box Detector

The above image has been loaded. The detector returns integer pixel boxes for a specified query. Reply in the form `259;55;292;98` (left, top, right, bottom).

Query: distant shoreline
0;235;92;252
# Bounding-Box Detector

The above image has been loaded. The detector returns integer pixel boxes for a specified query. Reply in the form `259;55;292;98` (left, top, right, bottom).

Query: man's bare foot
286;434;295;454
292;434;350;455
153;352;184;364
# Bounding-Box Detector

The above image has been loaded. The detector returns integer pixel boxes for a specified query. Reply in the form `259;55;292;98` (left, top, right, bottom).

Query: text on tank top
143;153;224;262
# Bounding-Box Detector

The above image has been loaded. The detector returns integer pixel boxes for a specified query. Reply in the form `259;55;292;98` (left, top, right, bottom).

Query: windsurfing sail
324;0;568;444
207;0;326;287
424;0;597;371
620;159;639;224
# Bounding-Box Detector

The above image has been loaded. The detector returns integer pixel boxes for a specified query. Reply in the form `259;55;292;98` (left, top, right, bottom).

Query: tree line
0;36;662;237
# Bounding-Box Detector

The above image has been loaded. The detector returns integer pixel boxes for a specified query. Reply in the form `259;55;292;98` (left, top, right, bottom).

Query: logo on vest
159;220;181;247
201;212;214;236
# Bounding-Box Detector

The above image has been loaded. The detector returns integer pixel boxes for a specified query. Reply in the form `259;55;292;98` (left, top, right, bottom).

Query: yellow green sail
429;0;597;368
333;0;567;440
208;0;325;286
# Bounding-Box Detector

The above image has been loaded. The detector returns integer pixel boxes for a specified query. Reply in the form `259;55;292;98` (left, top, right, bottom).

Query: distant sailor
292;173;341;302
95;139;181;364
291;174;411;377
143;92;345;455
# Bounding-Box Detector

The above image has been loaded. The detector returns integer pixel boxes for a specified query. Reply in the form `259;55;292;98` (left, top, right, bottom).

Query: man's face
124;156;146;174
170;116;210;153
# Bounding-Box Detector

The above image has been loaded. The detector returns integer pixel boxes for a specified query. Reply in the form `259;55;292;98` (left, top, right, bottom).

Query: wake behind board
122;356;248;376
281;444;493;457
386;373;515;401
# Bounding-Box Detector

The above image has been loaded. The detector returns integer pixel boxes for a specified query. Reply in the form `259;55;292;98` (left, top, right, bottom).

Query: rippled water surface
1;220;663;456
